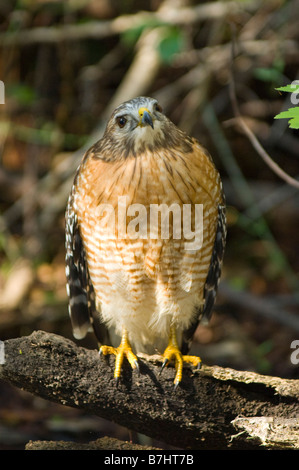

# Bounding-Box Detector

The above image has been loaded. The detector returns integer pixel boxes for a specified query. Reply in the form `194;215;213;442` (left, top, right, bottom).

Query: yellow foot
161;327;202;388
99;329;139;383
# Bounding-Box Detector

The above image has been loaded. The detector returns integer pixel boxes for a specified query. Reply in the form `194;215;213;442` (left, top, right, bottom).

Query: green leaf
288;116;299;129
274;106;299;129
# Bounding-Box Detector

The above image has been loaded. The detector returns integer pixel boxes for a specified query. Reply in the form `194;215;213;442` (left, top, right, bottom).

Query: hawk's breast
74;143;222;349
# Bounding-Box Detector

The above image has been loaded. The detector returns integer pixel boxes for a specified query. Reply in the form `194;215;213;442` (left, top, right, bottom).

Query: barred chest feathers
73;146;221;352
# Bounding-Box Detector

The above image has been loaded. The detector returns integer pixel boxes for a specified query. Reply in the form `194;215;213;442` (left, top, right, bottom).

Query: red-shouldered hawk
65;97;226;387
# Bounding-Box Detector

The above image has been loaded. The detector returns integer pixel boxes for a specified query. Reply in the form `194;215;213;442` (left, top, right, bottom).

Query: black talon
160;358;169;374
197;362;202;370
173;380;180;391
134;359;140;376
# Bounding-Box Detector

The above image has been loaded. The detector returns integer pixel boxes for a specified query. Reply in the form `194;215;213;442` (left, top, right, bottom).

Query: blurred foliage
253;56;285;85
157;26;185;64
0;0;297;363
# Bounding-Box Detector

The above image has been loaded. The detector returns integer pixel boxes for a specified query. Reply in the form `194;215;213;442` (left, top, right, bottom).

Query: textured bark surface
0;330;298;449
25;436;160;450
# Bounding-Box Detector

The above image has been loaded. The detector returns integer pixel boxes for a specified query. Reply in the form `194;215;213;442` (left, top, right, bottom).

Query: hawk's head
95;96;193;161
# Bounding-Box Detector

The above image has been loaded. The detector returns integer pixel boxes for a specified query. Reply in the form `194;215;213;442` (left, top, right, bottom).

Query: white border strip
0;341;5;365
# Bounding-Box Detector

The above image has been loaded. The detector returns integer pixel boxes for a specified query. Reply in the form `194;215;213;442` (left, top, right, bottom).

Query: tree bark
25;436;160;451
0;330;298;450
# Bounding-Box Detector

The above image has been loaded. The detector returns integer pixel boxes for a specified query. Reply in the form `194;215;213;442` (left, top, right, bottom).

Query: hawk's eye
154;103;162;113
116;116;127;128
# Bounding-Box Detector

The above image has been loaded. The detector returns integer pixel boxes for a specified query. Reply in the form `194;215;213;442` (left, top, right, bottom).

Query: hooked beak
138;107;154;129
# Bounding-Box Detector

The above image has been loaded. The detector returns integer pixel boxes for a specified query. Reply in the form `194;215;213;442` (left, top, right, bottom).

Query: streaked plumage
65;97;226;385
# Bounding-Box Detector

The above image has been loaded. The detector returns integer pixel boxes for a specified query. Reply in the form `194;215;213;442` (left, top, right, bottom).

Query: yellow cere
138;107;150;119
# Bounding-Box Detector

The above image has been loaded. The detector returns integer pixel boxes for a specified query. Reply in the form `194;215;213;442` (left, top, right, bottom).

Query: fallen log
0;330;298;449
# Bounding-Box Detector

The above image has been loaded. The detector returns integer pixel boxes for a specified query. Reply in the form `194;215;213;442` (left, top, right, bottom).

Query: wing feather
202;202;226;322
65;194;92;339
182;202;226;353
65;187;111;345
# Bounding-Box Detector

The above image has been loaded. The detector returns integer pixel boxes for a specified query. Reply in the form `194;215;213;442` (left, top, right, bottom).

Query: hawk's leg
99;328;139;383
161;326;202;387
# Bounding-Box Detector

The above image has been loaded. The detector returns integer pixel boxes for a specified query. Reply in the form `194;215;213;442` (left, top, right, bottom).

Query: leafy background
0;0;298;449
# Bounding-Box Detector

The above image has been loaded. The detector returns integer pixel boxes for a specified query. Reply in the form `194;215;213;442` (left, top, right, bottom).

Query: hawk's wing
202;203;226;321
182;202;226;353
65;192;110;344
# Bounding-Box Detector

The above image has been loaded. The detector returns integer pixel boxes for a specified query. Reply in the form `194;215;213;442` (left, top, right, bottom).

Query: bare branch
230;113;299;189
0;1;259;46
229;33;299;190
1;330;298;450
